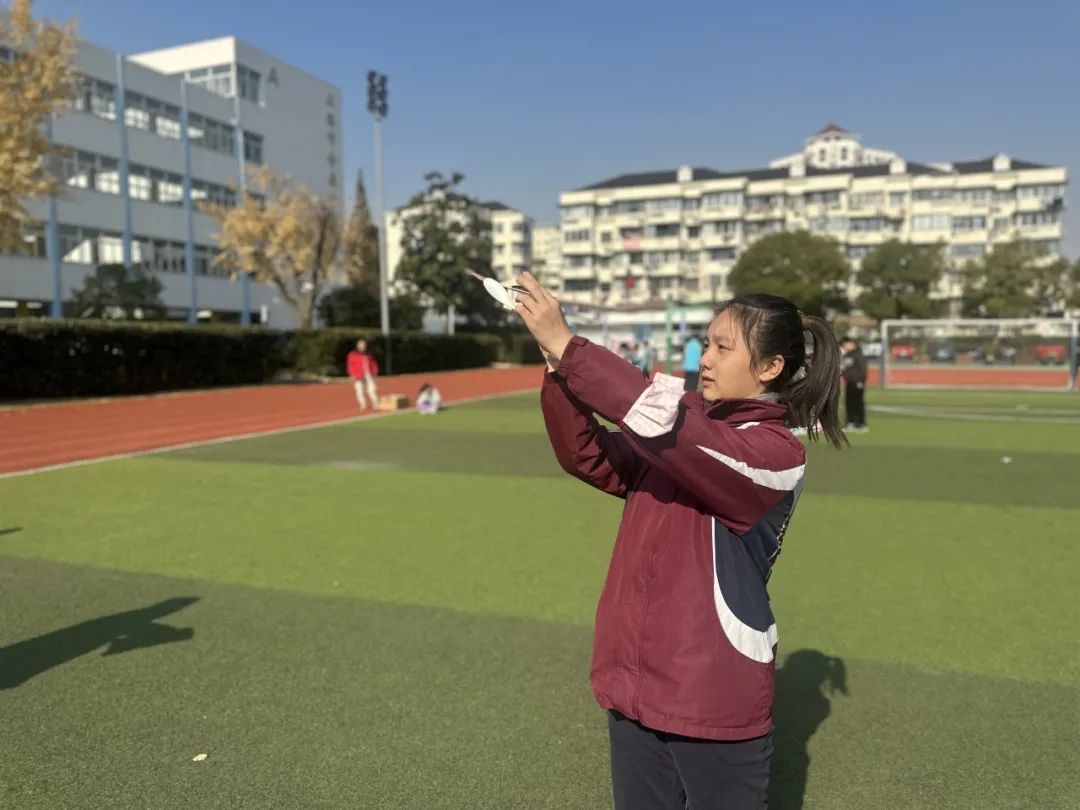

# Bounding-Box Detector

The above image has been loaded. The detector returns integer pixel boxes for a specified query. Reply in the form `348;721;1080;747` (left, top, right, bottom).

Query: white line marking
869;404;1080;424
0;387;540;481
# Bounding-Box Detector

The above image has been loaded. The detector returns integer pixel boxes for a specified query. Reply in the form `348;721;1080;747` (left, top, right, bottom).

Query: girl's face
699;311;783;402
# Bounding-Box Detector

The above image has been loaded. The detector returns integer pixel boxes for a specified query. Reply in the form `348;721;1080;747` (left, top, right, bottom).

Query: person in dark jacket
513;271;847;810
841;338;868;432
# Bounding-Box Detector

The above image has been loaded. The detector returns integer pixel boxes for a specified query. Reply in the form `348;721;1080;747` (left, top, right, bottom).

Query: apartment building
556;124;1067;307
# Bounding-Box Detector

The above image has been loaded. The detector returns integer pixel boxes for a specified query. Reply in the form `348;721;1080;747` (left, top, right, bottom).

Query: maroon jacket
543;337;806;740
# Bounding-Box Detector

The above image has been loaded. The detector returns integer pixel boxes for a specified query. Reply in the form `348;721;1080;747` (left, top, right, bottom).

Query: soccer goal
878;318;1079;391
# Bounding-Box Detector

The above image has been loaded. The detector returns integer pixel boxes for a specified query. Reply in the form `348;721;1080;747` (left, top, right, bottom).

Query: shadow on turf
0;526;23;537
0;597;198;690
770;649;849;810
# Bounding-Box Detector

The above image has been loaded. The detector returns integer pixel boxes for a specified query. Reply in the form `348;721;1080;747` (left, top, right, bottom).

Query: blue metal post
115;55;133;274
180;79;197;323
44;117;63;318
232;71;251;326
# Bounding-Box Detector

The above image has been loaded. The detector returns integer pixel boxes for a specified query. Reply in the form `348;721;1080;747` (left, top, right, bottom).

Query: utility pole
368;70;391;373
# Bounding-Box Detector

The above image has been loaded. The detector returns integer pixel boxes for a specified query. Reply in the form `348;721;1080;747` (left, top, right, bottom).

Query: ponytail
785;315;847;449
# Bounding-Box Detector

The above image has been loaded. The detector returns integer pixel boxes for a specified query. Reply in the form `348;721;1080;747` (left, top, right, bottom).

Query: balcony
700;231;740;248
644;263;681;277
645;209;682;224
1014;223;1063;241
744;205;781;221
560;264;597;280
639;235;681;251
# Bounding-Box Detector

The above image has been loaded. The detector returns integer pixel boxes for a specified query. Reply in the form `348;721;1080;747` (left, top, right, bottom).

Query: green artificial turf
2;389;1079;808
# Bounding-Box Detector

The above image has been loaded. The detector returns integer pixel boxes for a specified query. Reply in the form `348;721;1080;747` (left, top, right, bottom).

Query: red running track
0;366;543;476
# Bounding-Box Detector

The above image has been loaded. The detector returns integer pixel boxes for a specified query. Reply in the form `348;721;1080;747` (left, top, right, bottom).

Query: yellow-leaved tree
202;167;342;329
0;0;77;252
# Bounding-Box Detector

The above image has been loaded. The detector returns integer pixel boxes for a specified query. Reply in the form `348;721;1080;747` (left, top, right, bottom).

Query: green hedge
285;328;501;377
0;320;512;400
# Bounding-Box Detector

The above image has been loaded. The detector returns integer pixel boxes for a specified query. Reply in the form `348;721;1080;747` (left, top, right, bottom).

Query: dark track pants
845;383;866;427
608;711;772;810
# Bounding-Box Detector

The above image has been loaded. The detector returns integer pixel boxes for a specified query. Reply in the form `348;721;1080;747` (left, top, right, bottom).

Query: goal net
878;318;1079;391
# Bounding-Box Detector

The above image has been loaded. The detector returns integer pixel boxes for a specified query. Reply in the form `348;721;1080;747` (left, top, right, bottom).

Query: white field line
869;404;1080;424
0;387;539;481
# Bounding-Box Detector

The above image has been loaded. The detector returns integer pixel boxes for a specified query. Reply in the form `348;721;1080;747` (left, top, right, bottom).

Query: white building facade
556;125;1067;309
531;225;561;290
1;35;342;326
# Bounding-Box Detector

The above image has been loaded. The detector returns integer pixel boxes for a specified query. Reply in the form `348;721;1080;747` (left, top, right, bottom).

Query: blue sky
36;0;1080;256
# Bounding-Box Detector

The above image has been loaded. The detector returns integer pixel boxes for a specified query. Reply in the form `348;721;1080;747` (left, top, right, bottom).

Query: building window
954;188;992;204
600;231;612;243
645;224;679;238
561;205;593;221
645;251;678;268
83;77;117;120
707;247;737;262
564;279;597;292
154;171;184;205
912;213;951;230
59;225;94;264
683;251;700;265
128;167;152;201
701;191;742;209
646;198;681;213
805;190;842;206
888;192;907;207
97;235;124;265
912;188;952;202
237;65;261;103
840;146;849;161
188;115;236;156
850;218;883;232
1017;184;1066;202
1015;212;1058;228
952;216;987;232
94;159;120;195
187;64;234;97
850;192;884;209
846;245;870;260
564;229;591;242
809;216;845;233
61;152;92;189
706;220;739;236
243;132;264;165
124;92;151;130
512;222;525;233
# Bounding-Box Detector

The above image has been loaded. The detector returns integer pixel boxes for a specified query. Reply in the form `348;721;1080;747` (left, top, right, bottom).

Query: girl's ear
757;355;784;384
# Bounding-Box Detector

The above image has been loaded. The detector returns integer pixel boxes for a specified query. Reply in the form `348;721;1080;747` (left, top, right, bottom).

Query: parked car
862;342;883;361
1033;343;1067;365
927;341;956;363
971;344;1017;365
890;344;916;362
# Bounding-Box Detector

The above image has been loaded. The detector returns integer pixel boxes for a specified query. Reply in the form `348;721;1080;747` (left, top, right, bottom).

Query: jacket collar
693;392;789;425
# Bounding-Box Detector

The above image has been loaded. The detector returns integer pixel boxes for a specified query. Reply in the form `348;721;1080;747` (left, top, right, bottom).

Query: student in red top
346;339;379;410
513;271;846;809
